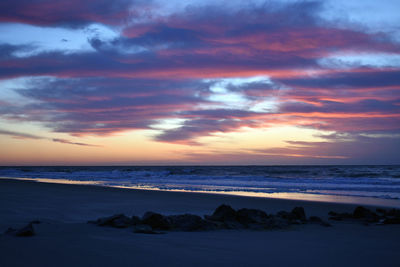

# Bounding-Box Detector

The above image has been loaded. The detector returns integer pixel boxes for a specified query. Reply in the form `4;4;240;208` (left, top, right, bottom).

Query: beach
1;178;400;267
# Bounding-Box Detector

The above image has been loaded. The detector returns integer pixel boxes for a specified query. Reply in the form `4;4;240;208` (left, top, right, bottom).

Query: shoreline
2;176;400;209
1;178;400;266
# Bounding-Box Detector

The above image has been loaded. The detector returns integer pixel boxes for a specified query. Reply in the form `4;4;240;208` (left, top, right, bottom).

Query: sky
0;0;399;165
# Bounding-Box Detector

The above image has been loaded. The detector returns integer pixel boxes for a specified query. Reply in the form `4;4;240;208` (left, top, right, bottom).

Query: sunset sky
0;0;399;165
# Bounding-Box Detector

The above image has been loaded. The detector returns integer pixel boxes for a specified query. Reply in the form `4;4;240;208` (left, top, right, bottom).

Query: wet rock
263;216;290;229
277;210;290;219
353;206;379;223
353;206;373;218
236;208;269;225
328;211;353;221
223;220;245;230
142;212;171;230
383;217;400;224
277;208;306;223
4;227;17;235
90;214;133;228
131;215;142;225
291;207;306;221
133;224;163;234
15;223;35;237
376;208;387;215
386;208;400;218
205;204;237;222
309;216;332;227
168;214;217;231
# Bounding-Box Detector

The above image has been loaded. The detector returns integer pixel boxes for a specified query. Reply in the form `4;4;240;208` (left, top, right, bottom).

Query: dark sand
1;179;399;267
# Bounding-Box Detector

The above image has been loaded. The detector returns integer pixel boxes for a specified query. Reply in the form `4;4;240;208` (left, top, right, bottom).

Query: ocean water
1;165;400;206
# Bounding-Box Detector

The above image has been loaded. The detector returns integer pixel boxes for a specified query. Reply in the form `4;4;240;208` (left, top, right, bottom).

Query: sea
1;165;400;207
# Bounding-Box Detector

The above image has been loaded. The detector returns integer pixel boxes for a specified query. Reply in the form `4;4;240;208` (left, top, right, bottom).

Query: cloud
0;129;42;139
1;2;399;80
0;0;145;27
249;132;400;164
0;128;99;146
0;0;399;161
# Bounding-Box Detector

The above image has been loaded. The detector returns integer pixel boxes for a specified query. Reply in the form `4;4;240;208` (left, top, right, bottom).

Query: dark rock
386;208;400;218
15;223;35;237
4;227;16;235
205;204;237;222
262;216;290;229
376;208;387;215
309;216;332;227
309;216;323;223
142;212;171;230
223;220;245;230
133;224;163;234
383;217;400;224
277;208;306;223
353;206;370;218
168;214;217;231
277;210;291;219
291;207;306;221
353;206;379;222
131;215;142;225
328;211;353;221
91;214;133;228
236;208;269;225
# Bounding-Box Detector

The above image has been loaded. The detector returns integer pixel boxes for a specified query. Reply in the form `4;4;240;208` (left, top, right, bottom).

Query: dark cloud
155;118;255;144
0;77;208;135
0;129;42;139
0;0;145;27
248;132;400;164
280;98;400;114
0;128;99;146
2;1;399;80
279;70;400;89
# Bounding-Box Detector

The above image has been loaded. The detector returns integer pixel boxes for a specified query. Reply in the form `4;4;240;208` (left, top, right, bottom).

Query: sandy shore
1;179;400;267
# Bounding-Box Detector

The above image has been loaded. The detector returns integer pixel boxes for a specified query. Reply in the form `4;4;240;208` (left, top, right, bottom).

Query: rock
376;208;387;215
291;207;306;221
168;214;216;231
383;218;400;224
142;212;171;230
353;206;379;222
262;216;290;229
236;208;269;225
276;208;306;223
328;211;338;216
386;209;400;218
15;223;35;237
223;220;245;230
277;210;291;219
328;211;353;221
133;224;163;234
131;215;142;225
91;214;133;228
353;206;370;218
309;216;332;227
4;227;16;235
205;204;237;222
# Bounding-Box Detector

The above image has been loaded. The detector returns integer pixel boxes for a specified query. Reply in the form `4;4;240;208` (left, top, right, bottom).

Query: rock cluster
4;221;40;237
329;206;400;225
89;204;331;234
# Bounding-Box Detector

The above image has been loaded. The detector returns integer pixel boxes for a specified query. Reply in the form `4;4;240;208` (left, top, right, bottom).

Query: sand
0;178;399;267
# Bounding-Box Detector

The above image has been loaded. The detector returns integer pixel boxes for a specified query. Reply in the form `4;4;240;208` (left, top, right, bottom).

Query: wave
1;165;400;200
